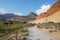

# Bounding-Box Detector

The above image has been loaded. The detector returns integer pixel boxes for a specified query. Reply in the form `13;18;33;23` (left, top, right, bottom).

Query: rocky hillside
8;12;37;22
29;0;60;24
37;0;60;19
37;22;60;40
27;12;37;20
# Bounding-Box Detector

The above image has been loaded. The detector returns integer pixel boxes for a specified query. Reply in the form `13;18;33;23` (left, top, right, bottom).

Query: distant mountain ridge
0;12;37;22
0;13;18;19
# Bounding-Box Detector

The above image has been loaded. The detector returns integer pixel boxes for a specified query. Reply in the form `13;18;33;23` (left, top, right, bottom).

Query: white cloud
36;4;51;15
14;12;24;16
0;8;8;14
0;8;24;16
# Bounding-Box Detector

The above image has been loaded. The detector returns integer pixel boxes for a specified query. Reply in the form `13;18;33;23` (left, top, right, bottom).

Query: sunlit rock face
26;26;55;40
37;0;60;19
30;11;60;24
29;0;60;24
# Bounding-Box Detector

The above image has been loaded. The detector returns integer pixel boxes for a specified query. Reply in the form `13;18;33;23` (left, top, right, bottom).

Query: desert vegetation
0;19;36;40
37;21;60;32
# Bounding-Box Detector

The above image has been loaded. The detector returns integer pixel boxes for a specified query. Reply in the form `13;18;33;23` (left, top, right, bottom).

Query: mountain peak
28;12;37;16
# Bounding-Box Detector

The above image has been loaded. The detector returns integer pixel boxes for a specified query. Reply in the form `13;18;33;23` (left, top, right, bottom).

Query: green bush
0;21;25;32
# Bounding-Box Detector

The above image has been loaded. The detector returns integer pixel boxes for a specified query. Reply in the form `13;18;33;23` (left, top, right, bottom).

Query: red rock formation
37;0;60;19
37;12;47;19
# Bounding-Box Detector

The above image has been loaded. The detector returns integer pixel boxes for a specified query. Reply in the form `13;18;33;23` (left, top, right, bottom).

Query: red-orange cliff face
37;0;60;19
37;12;47;19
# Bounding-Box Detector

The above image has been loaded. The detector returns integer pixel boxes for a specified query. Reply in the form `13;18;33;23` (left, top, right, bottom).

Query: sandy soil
40;28;60;40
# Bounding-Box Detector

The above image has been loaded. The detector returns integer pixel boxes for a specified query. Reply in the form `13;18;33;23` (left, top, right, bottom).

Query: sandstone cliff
29;0;60;24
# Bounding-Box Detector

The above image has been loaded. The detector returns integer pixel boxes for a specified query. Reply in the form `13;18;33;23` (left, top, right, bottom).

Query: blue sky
0;0;57;15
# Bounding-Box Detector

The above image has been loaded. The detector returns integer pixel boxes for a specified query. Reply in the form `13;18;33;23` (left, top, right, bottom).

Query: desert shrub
0;21;26;33
49;30;53;33
48;21;54;24
3;21;13;24
25;23;35;27
37;25;40;28
45;27;49;29
58;28;60;31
